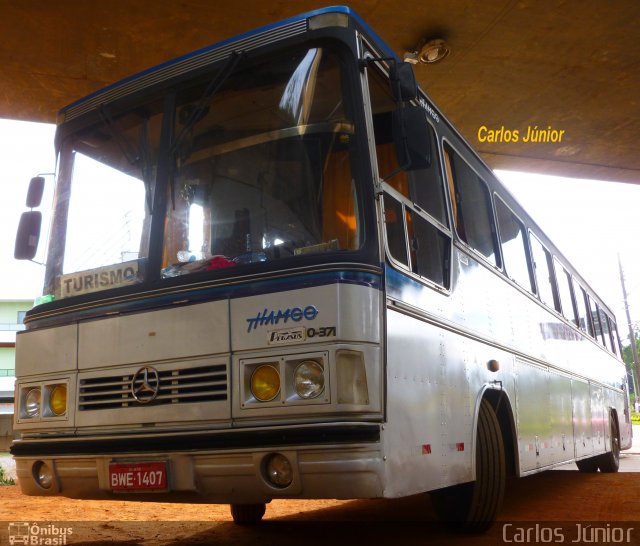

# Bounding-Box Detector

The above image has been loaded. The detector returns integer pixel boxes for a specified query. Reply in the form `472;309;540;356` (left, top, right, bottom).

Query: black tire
431;398;506;532
597;416;620;473
575;457;599;472
230;503;266;525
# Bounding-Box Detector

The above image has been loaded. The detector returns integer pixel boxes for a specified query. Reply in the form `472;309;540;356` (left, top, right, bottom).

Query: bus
13;6;631;531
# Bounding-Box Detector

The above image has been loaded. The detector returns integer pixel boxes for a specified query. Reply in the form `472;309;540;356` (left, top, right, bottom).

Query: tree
622;334;640;402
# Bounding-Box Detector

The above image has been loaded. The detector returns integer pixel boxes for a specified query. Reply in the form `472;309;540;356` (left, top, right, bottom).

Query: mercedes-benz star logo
131;366;160;403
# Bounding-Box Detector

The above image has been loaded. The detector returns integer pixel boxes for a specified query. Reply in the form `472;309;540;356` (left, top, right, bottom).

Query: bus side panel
382;306;516;497
548;369;574;464
590;384;605;452
515;360;575;472
571;378;594;459
515;358;550;472
383;306;471;497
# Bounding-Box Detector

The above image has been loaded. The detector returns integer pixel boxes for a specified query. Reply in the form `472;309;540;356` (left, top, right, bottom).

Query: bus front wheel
230;503;266;524
430;398;506;532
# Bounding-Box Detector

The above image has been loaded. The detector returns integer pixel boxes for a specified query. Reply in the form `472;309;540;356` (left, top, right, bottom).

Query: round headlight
264;453;293;488
294;360;325;399
49;384;67;416
25;388;41;418
251;365;280;402
33;461;53;489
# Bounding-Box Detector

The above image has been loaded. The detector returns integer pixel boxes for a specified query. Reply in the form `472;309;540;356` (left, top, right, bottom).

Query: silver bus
13;6;631;531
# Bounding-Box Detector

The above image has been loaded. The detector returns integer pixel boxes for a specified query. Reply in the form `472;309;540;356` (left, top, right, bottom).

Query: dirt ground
1;466;639;546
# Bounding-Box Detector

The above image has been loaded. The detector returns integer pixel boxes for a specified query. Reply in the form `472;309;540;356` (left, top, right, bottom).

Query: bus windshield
47;46;362;299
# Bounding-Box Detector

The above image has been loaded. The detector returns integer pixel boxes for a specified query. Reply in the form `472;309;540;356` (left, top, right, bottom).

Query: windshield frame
42;35;379;309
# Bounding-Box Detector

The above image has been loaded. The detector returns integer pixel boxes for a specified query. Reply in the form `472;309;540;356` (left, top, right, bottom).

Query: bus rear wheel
230;503;266;524
597;416;620;473
575;457;599;472
430;398;506;532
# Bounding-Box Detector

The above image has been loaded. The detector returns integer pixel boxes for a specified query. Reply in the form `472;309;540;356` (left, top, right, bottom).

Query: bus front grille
78;364;228;411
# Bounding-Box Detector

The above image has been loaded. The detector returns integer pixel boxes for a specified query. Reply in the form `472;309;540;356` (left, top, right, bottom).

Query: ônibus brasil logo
7;522;73;545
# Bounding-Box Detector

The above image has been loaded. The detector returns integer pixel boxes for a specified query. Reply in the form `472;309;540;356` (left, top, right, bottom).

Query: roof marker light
308;12;349;31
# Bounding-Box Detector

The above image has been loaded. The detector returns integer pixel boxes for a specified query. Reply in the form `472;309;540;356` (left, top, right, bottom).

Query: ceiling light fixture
404;38;450;65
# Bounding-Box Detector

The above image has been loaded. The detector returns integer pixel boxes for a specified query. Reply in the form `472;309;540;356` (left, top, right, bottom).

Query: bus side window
599;307;614;353
588;295;604;346
383;194;409;267
573;279;593;337
443;144;498;266
611;319;622;355
495;196;534;292
553;258;577;325
530;233;559;311
406;209;450;287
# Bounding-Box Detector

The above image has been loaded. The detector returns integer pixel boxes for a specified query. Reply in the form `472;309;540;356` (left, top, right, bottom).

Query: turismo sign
59;260;139;298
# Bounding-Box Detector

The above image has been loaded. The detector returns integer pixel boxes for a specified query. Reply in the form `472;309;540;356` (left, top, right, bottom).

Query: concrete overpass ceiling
1;1;638;183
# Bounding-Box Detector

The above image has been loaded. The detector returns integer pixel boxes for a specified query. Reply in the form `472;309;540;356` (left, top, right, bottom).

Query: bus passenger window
443;144;498;266
588;296;604;345
383;195;408;267
573;279;593;336
407;210;450;288
495;196;534;292
553;258;577;325
611;320;622;354
530;234;559;311
599;307;614;353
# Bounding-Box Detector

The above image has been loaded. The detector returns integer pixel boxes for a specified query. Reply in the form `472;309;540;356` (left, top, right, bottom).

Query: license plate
109;461;168;491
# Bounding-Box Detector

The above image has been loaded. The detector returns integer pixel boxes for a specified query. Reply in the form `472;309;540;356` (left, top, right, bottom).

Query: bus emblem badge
131;366;160;404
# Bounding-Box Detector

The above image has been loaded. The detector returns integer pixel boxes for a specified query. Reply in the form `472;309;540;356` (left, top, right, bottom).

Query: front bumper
12;424;384;502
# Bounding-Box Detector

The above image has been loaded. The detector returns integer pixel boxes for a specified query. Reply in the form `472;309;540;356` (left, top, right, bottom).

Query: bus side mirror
390;62;418;102
393;105;431;171
15;211;42;260
26;176;45;208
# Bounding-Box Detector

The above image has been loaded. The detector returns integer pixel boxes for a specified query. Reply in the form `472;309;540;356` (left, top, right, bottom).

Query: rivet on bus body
487;359;500;372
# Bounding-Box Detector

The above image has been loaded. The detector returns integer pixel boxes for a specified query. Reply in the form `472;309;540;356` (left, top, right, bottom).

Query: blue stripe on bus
27;267;383;329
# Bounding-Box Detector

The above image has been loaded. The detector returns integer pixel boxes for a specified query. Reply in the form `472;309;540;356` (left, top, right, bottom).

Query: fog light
294;360;325;399
251;365;280;402
49;384;67;416
33;461;53;489
25;387;41;418
264;453;293;488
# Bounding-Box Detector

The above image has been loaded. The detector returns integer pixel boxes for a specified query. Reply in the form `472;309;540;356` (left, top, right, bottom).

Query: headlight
251;365;280;402
25;387;41;418
18;380;70;421
294;360;325;399
33;461;54;489
48;384;67;416
264;453;293;488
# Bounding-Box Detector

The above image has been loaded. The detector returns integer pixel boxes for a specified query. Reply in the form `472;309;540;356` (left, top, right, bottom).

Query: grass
0;465;15;486
632;412;640;425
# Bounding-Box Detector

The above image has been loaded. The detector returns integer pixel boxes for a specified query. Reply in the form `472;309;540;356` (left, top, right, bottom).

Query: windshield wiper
98;105;154;214
169;50;244;210
171;50;244;159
